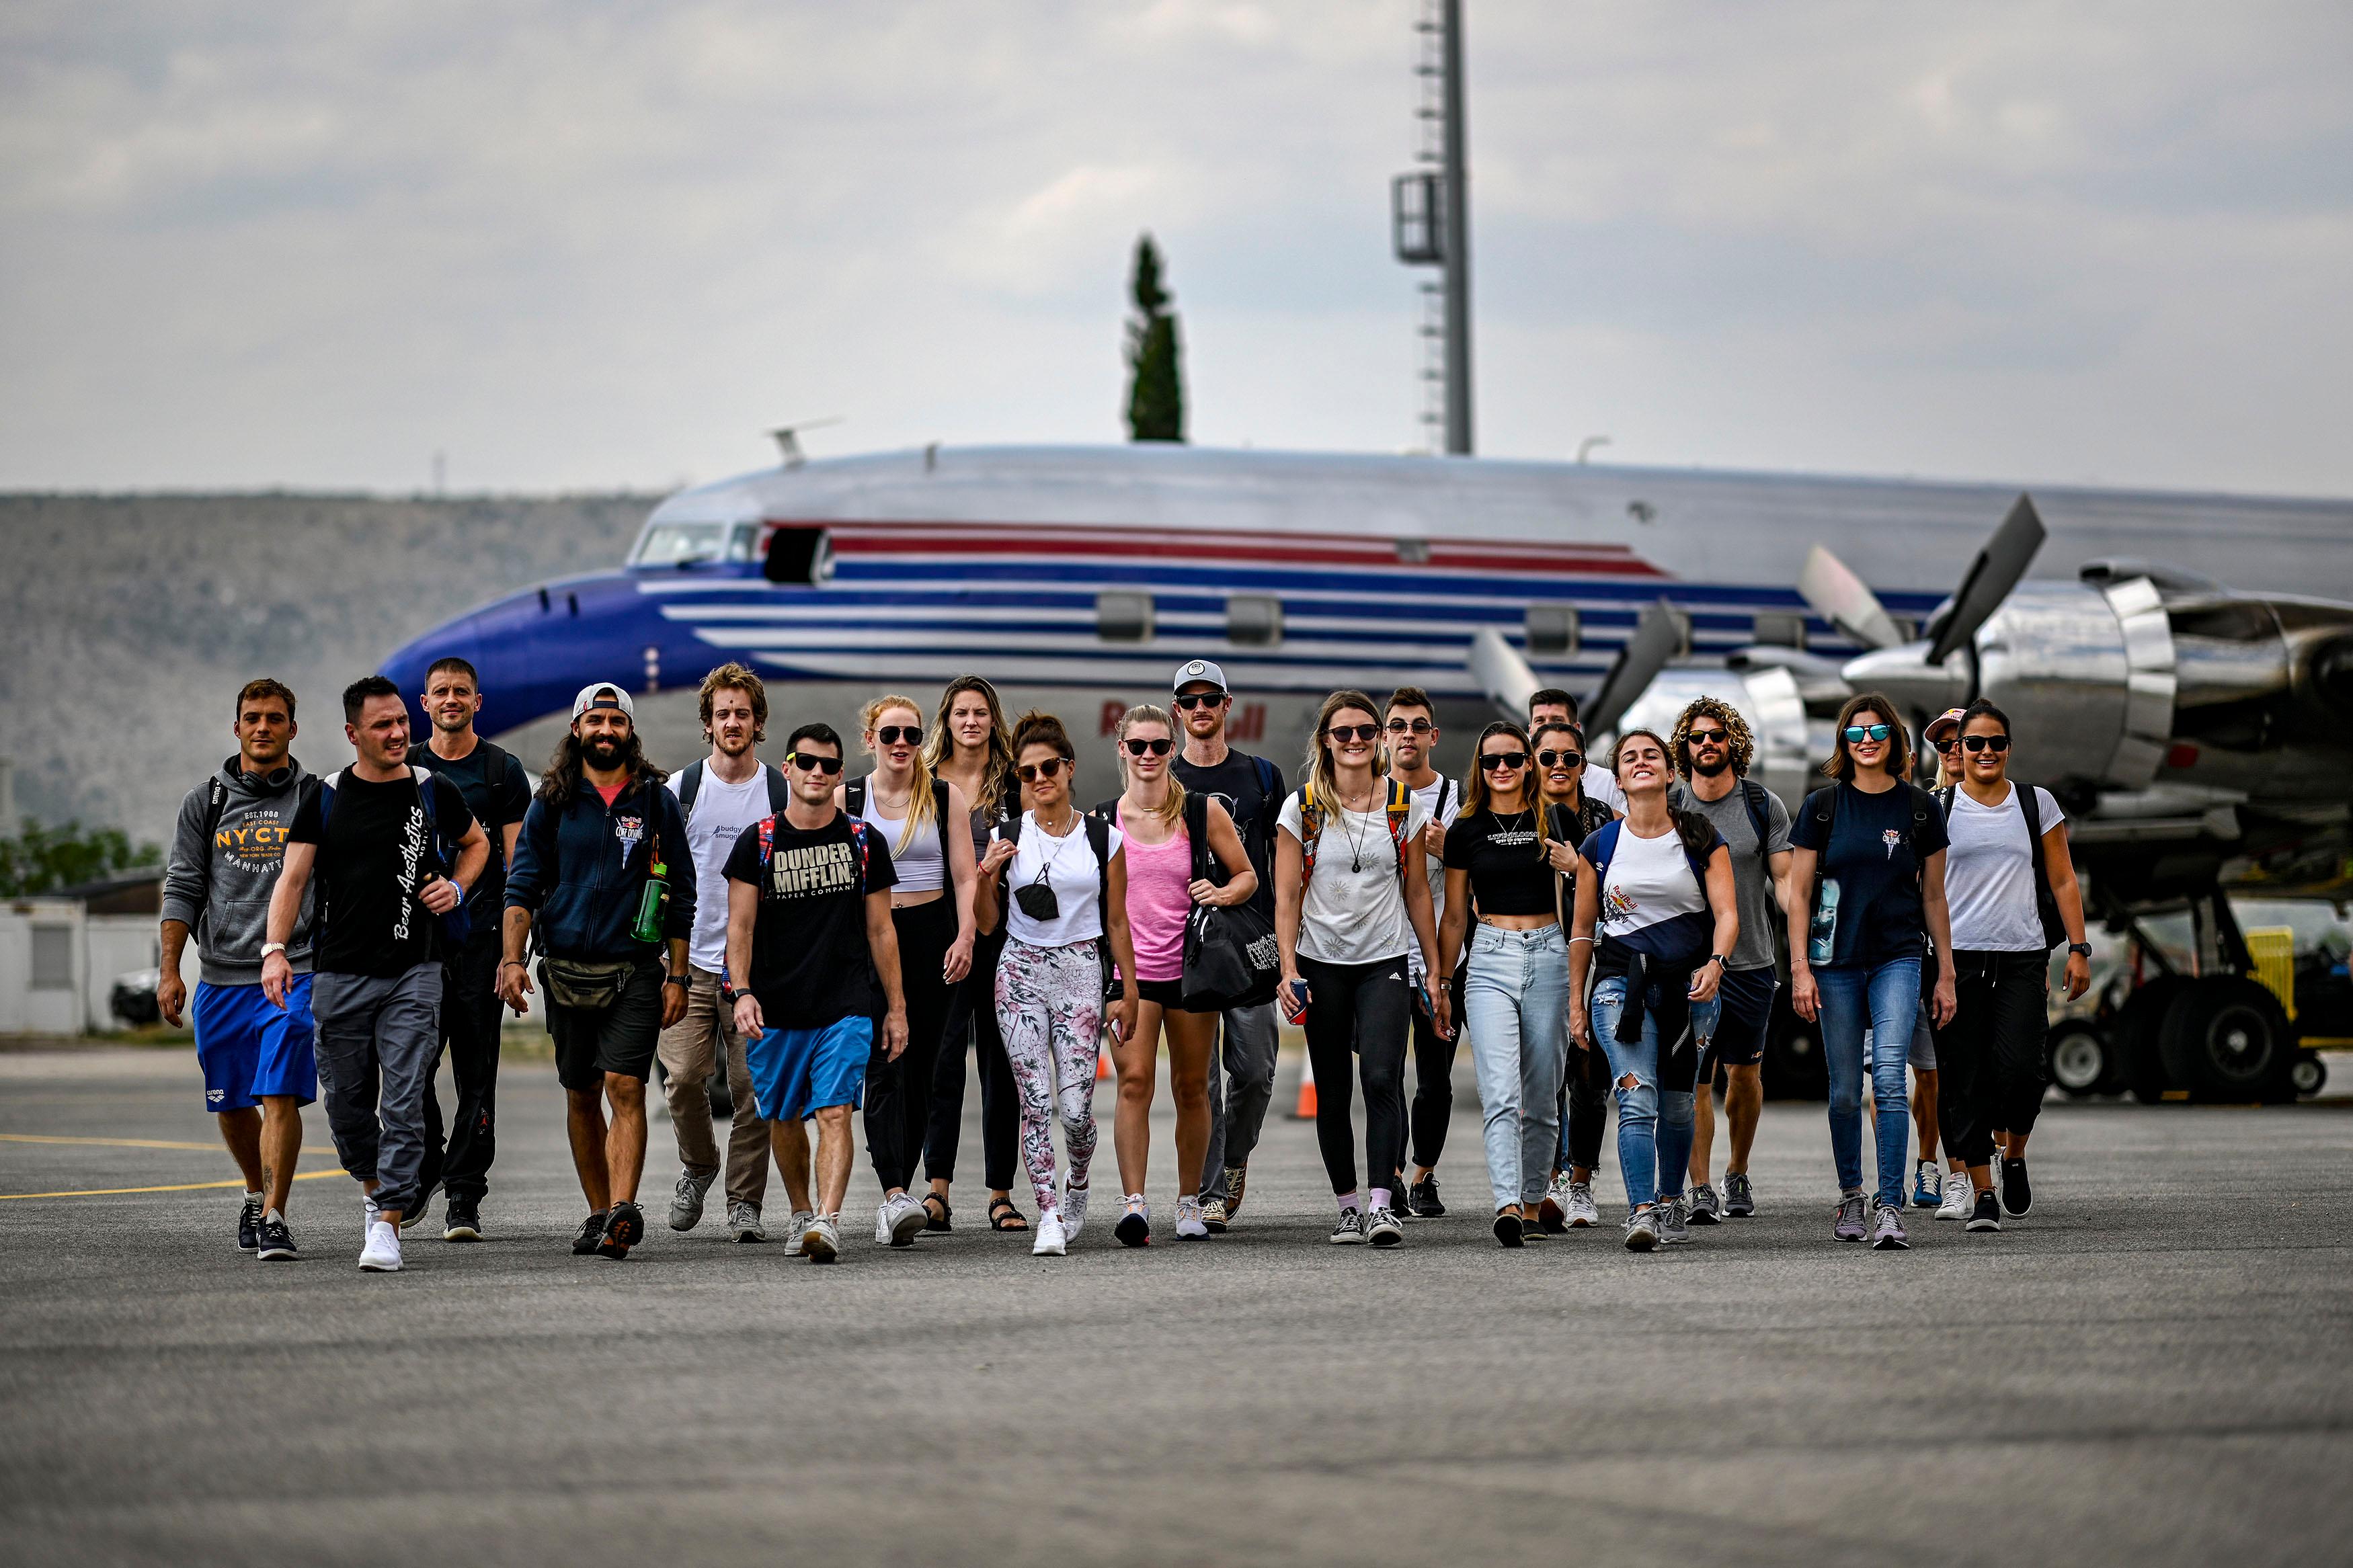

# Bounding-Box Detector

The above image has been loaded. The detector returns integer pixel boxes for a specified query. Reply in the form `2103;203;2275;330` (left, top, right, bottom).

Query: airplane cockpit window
632;523;727;567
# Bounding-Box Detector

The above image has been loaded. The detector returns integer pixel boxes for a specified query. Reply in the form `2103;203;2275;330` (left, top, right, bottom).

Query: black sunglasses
1173;692;1227;710
1480;751;1529;771
1386;717;1434;735
1961;733;2012;753
873;725;922;747
1842;723;1894;743
787;752;844;776
1122;737;1173;757
1016;757;1070;782
1687;727;1729;746
1536;749;1583;770
1327;723;1380;743
1931;737;1958;753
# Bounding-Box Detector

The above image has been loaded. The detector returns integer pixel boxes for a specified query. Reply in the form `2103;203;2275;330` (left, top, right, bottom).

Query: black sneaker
442;1199;482;1243
1492;1209;1524;1247
2000;1157;2032;1217
255;1216;298;1261
597;1201;645;1260
1329;1208;1367;1245
399;1180;440;1231
572;1210;609;1255
237;1195;264;1252
1409;1175;1446;1218
1966;1190;2002;1232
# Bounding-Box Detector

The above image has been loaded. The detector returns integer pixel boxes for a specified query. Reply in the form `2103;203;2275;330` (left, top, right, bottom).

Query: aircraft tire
2045;1024;2113;1098
2289;1049;2327;1100
2157;976;2295;1103
2115;976;2190;1104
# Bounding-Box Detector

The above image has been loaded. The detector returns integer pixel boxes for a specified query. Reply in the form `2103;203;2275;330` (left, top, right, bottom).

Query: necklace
1343;796;1375;874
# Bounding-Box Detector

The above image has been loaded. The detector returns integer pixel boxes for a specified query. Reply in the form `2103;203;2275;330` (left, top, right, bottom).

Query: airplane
381;440;2353;1102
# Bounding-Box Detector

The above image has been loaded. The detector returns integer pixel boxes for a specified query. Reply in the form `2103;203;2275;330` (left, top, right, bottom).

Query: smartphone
1281;978;1310;1024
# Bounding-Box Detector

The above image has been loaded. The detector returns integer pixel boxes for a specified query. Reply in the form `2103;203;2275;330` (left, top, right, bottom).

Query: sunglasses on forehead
1121;737;1173;757
787;751;844;776
1016;756;1070;783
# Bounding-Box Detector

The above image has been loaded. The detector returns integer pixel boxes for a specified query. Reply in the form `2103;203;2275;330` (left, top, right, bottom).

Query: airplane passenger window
1525;604;1579;656
764;526;832;585
1751;612;1807;650
1227;595;1283;647
1096;591;1154;643
632;524;725;566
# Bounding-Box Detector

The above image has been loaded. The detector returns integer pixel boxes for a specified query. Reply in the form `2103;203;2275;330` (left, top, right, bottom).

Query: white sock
245;1189;263;1202
1369;1187;1392;1212
264;1207;282;1224
1337;1191;1361;1216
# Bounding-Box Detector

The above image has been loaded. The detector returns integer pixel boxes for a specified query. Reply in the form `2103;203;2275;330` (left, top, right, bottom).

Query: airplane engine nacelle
1608;663;1822;811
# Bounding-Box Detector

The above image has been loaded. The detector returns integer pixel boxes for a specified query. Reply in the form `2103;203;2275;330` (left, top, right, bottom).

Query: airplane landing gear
2103;884;2302;1104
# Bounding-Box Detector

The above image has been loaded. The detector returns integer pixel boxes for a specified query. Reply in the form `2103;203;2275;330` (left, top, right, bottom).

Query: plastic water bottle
1808;878;1841;966
632;857;670;945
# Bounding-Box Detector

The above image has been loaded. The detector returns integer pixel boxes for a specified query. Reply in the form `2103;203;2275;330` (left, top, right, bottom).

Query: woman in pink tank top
1100;704;1259;1245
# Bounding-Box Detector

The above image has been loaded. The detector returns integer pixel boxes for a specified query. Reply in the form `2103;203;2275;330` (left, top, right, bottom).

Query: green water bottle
632;854;670;944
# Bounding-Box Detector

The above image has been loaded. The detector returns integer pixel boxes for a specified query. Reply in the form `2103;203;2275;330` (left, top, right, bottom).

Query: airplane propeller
1583;598;1685;738
1925;493;2046;665
1797;543;1906;652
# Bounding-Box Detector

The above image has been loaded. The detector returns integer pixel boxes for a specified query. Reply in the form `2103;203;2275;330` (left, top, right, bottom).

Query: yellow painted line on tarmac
0;1169;346;1202
0;1132;226;1151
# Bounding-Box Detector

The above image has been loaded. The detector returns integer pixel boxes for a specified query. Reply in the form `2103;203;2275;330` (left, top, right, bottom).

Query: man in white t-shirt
1386;687;1464;1218
658;665;793;1243
1530;688;1625;813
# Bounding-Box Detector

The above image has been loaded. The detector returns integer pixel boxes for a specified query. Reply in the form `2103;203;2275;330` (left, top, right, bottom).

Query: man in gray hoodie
159;677;320;1261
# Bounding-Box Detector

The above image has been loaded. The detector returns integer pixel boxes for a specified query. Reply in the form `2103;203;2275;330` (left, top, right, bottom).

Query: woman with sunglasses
1095;704;1259;1244
1785;694;1956;1251
839;696;980;1247
1532;721;1620;1232
1931;699;2091;1230
1437;723;1572;1247
921;677;1027;1234
1273;691;1445;1247
975;712;1139;1256
1567;730;1737;1250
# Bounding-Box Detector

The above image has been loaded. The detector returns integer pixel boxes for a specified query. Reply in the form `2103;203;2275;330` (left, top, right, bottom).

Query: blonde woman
920;676;1026;1233
1094;704;1258;1244
1271;690;1445;1247
835;695;978;1249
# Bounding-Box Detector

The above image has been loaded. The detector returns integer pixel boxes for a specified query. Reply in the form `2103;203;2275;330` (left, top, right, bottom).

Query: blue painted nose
381;570;672;740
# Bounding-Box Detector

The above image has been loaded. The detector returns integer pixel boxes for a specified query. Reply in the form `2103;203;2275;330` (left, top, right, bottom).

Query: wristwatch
260;942;286;958
664;973;690;990
2067;942;2093;957
1708;954;1727;968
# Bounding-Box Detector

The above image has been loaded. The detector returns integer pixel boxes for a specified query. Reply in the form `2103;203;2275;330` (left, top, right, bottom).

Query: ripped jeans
1589;975;1721;1212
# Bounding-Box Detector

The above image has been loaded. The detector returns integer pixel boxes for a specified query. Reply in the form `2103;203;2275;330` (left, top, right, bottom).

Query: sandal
987;1196;1029;1233
921;1192;953;1233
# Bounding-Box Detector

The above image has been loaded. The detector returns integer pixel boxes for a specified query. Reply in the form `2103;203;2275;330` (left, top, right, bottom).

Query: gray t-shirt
1669;778;1791;971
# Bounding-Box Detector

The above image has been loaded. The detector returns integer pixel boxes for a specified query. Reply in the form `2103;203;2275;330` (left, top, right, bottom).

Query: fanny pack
539;955;637;1012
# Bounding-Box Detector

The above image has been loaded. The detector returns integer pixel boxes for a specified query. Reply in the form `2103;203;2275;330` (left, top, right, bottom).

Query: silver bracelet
1567;936;1593;946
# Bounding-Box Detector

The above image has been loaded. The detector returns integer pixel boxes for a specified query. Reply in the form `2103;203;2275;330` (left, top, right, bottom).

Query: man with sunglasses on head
1168;659;1286;1231
1667;697;1791;1222
1386;688;1464;1219
1529;688;1624;814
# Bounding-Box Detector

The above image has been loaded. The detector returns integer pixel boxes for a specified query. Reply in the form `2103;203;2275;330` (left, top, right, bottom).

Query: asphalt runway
2;1044;2348;1568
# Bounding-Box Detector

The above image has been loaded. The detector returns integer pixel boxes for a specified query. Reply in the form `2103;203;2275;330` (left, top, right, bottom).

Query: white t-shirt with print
1403;774;1462;980
1004;812;1125;948
669;767;771;974
1944;784;2066;952
1277;792;1435;966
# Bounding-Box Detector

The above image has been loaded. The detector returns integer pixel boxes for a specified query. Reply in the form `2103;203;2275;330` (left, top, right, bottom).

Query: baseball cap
1923;707;1966;743
1172;659;1228;694
571;682;635;721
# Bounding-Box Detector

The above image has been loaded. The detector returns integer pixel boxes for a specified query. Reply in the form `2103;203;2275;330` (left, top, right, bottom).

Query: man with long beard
500;684;695;1260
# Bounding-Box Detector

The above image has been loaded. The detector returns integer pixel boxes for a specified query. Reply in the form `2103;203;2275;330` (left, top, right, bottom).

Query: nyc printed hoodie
159;757;320;985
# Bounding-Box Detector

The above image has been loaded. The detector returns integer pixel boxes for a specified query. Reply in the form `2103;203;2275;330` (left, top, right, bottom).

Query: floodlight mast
1392;1;1472;455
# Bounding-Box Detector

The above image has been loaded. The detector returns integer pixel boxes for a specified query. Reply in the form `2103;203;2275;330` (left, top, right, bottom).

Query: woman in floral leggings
975;712;1139;1256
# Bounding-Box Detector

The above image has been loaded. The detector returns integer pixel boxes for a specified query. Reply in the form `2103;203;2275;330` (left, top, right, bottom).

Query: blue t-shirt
1789;782;1948;967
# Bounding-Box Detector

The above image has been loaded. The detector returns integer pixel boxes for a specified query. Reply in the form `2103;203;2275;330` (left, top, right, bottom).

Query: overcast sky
3;2;2348;497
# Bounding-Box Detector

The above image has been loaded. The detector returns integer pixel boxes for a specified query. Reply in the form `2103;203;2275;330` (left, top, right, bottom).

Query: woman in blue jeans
1437;723;1572;1248
1566;729;1738;1252
1785;694;1956;1251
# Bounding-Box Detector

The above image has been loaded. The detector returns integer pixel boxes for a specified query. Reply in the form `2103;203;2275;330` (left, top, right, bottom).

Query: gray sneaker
1687;1184;1722;1225
1624;1207;1660;1251
1657;1194;1691;1245
670;1169;716;1231
1833;1192;1868;1242
1871;1202;1910;1250
1566;1180;1600;1229
726;1200;766;1243
1723;1172;1755;1217
779;1209;815;1255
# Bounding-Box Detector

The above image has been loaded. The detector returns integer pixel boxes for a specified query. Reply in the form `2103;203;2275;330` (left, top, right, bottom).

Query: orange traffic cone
1097;1042;1113;1081
1289;1050;1317;1119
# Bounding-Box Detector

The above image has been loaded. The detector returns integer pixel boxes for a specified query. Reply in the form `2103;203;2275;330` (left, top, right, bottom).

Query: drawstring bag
1177;792;1280;1012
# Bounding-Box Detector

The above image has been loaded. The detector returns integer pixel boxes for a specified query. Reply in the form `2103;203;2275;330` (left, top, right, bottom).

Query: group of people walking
162;650;2090;1272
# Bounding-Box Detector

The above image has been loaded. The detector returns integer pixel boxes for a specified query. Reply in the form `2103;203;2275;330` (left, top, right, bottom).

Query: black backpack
1939;784;2068;950
1802;780;1939;982
1175;792;1280;1012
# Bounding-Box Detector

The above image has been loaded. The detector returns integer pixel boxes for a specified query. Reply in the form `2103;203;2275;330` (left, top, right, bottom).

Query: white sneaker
1174;1196;1208;1239
801;1213;840;1264
781;1210;816;1255
874;1200;895;1244
1566;1181;1600;1229
1936;1170;1973;1221
883;1192;926;1247
1060;1179;1090;1241
358;1219;403;1272
1032;1210;1068;1256
362;1191;382;1227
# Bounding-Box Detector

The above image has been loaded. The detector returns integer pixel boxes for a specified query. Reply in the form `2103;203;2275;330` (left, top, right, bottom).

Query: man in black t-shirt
1167;657;1285;1230
725;723;908;1264
413;656;532;1241
266;675;487;1274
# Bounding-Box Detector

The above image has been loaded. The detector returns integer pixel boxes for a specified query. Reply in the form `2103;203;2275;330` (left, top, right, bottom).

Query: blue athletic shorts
747;1016;873;1123
194;976;318;1111
1699;965;1779;1070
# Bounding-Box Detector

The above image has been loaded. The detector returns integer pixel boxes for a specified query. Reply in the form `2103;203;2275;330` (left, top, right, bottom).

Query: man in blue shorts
724;722;908;1264
160;678;321;1261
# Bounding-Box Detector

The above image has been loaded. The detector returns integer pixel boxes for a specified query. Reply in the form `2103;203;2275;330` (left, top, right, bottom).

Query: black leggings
1406;966;1464;1169
925;927;1019;1192
1934;950;2049;1165
1299;954;1412;1198
864;897;958;1193
1561;1039;1609;1173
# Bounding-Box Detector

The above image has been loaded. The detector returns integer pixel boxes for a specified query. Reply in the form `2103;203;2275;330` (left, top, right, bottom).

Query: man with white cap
1166;658;1287;1231
500;682;695;1260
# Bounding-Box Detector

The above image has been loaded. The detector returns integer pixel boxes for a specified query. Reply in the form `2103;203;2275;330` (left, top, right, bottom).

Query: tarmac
1;1042;2348;1568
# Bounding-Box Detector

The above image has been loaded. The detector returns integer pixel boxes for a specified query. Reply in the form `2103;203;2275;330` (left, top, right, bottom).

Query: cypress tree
1124;233;1185;443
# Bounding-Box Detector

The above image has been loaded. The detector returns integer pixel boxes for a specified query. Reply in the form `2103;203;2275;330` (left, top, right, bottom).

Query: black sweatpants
419;930;503;1204
1934;950;2049;1166
1561;1038;1609;1173
926;927;1019;1192
1299;954;1412;1198
1406;963;1466;1170
865;897;958;1193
